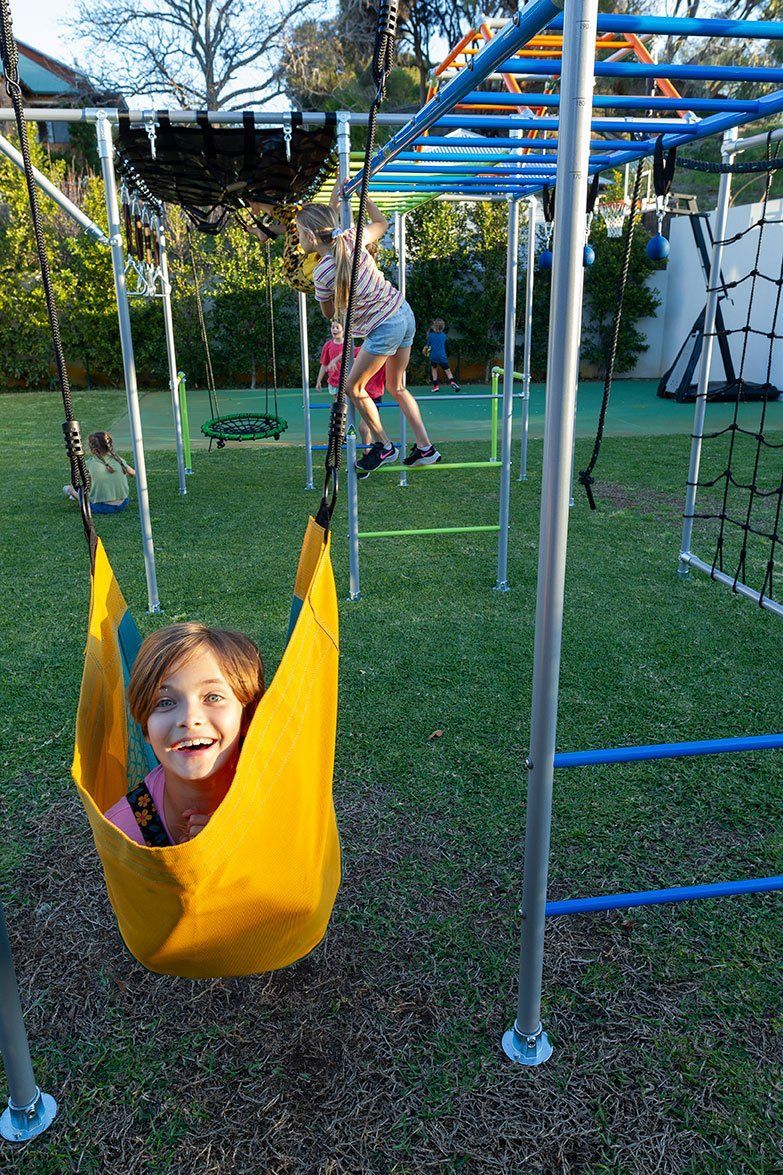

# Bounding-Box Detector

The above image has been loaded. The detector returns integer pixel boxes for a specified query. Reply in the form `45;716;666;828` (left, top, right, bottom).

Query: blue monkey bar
553;731;783;769
546;876;783;917
460;92;758;113
342;8;783;204
499;60;783;85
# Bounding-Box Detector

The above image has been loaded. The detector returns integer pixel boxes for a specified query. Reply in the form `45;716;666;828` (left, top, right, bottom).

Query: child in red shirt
315;319;348;393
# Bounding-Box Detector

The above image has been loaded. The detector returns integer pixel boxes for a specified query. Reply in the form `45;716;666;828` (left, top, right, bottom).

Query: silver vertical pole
95;113;161;612
156;219;187;496
495;197;520;592
0;903;57;1143
503;0;599;1068
398;212;409;487
338;114;361;600
299;291;315;490
346;428;361;600
679;128;736;574
520;195;537;481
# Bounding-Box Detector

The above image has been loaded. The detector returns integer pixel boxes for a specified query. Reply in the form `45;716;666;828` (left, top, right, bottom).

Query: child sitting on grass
105;623;265;846
63;431;135;514
424;318;460;393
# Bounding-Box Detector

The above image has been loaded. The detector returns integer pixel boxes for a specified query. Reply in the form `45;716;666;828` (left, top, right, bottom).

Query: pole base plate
1;1090;57;1143
502;1024;553;1067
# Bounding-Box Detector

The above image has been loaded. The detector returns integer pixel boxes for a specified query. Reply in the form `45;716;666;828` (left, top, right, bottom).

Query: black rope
264;242;279;422
578;157;645;509
0;0;95;554
187;229;220;423
316;0;399;531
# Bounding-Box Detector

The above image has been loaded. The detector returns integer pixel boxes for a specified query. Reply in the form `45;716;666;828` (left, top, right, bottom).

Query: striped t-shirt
313;228;403;338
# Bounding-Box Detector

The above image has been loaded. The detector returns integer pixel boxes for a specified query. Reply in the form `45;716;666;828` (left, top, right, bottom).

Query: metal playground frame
5;0;783;1142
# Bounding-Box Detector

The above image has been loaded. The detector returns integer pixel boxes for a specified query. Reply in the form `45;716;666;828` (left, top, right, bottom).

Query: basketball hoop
597;201;629;239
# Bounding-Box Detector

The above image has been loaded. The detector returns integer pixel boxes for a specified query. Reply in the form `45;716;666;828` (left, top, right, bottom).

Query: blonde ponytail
332;233;353;319
295;202;359;318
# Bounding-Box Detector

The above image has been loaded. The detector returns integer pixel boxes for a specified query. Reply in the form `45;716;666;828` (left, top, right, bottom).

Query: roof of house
17;41;95;99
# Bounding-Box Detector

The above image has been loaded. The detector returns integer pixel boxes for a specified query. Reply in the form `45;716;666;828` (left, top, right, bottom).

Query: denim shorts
363;301;416;356
92;498;129;515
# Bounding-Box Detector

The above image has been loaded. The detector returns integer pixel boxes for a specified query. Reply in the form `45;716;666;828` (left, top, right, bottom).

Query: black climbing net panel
686;137;783;608
116;111;338;233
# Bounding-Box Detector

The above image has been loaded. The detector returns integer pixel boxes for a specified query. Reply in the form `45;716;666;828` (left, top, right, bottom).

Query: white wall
632;198;783;387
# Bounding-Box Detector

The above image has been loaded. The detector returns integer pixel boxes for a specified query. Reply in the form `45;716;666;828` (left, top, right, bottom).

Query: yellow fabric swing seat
72;518;341;979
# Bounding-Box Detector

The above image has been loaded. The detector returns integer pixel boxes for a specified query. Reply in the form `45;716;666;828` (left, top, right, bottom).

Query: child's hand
315;379;322;390
423;346;431;357
182;810;212;840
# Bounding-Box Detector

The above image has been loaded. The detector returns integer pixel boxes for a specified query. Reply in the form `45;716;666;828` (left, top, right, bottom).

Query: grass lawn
1;389;782;1172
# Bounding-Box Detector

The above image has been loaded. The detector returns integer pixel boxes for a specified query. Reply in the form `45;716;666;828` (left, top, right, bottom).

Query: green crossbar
378;460;501;473
358;525;501;539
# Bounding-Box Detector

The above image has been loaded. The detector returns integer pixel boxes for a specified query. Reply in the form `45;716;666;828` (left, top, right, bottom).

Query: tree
280;7;419;114
581;221;662;377
0;129;75;387
68;0;328;109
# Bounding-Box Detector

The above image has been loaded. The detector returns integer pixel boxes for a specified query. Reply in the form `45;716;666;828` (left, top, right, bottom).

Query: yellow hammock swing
72;517;341;979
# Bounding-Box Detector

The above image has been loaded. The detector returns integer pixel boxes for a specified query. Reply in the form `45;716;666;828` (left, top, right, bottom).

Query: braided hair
88;430;128;476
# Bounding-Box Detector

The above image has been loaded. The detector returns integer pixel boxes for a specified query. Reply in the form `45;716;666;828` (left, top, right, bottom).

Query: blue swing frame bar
340;1;783;1067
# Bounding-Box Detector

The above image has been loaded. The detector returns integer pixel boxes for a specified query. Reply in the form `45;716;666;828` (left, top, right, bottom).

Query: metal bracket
145;112;157;159
283;112;292;162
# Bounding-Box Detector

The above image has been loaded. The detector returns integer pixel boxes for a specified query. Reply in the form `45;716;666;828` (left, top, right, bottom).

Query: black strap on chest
127;780;171;847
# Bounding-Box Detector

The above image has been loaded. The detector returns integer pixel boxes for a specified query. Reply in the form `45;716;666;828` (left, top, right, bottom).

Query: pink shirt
320;340;385;399
320;339;346;387
104;764;174;846
313;228;403;338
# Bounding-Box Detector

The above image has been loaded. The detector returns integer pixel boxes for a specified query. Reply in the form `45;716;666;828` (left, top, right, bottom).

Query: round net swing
201;411;288;444
190;235;289;449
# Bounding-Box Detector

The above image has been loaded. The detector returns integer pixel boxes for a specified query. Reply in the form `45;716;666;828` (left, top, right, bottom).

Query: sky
12;0;449;111
11;0;85;66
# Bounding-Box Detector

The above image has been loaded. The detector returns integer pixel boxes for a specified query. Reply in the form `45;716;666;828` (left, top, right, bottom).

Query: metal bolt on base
502;1022;553;1067
494;580;510;593
1;1089;57;1144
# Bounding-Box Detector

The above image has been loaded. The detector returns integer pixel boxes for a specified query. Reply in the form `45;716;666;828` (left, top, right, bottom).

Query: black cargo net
116;111;337;233
685;138;783;608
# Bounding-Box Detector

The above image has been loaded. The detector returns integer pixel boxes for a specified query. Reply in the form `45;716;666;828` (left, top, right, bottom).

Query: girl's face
145;648;245;792
296;216;316;253
330;321;344;342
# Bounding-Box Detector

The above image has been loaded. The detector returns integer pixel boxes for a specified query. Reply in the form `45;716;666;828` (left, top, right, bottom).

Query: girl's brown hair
431;318;445;331
88;430;127;476
128;623;265;734
295;203;353;317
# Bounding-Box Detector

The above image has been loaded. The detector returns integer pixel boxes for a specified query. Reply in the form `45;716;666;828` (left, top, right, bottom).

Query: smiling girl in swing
105;624;265;846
